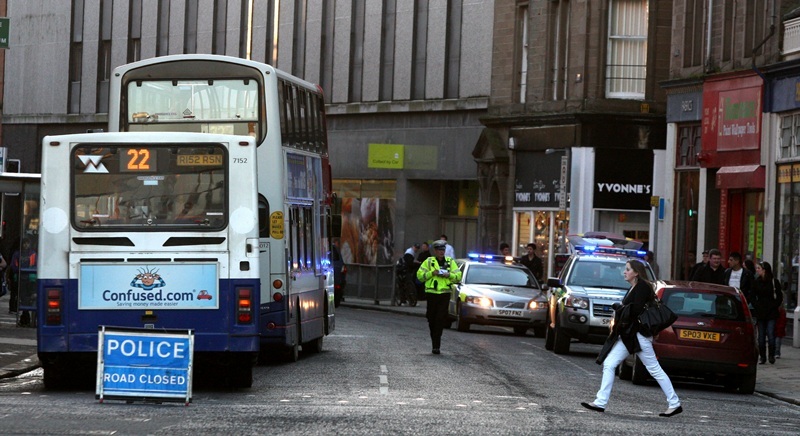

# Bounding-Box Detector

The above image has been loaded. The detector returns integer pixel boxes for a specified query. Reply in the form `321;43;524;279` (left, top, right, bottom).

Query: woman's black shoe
759;358;767;364
432;348;440;354
580;402;605;413
769;357;776;364
659;406;683;417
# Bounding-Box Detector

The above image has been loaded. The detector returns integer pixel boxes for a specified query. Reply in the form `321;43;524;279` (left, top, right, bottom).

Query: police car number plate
498;309;523;317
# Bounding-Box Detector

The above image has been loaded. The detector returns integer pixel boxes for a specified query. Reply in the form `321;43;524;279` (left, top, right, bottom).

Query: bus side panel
37;278;260;354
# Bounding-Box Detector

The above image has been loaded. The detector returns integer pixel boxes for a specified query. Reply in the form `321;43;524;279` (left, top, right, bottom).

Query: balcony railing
783;17;800;59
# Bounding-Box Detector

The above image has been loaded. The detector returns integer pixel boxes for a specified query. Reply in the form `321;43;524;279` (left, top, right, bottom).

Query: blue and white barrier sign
96;326;194;404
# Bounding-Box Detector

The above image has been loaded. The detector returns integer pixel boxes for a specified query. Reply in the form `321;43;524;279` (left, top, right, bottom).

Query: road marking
379;367;389;394
0;338;36;346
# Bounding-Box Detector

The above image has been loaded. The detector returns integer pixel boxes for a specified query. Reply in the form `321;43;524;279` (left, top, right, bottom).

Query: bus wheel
304;336;323;354
42;363;66;390
229;363;253;389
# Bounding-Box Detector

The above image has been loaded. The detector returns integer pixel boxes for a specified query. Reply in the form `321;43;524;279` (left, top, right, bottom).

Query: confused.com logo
79;155;108;173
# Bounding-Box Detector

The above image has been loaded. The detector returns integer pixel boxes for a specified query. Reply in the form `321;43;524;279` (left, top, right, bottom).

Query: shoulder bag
638;295;678;337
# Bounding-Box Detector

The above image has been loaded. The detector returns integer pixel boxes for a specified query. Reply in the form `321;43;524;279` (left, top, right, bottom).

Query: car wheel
553;318;570;355
618;360;632;381
513;327;528;336
631;355;649;385
738;372;757;394
456;302;470;332
544;317;555;351
533;326;546;338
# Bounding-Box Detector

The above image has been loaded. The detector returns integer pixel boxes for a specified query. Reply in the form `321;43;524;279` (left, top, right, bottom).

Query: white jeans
593;333;681;409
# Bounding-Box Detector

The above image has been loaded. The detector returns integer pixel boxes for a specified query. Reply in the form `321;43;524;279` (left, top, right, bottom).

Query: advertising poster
79;263;219;310
339;197;395;265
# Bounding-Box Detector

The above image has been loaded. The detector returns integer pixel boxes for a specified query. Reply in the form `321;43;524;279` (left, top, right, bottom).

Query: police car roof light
466;252;515;264
575;245;646;258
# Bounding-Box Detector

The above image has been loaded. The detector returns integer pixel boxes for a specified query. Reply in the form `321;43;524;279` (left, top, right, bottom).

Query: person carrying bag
582;259;682;417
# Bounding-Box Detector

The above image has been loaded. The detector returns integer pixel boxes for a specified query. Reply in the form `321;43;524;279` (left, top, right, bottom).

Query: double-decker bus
38;132;260;388
107;55;335;363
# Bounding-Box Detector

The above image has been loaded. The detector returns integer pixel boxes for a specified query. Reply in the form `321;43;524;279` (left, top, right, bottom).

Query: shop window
779;113;800;159
677;124;701;167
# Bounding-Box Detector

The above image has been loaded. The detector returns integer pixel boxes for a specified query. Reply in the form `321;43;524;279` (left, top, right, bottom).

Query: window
606;0;648;99
779;113;800;159
677;124;701;167
185;0;198;54
682;0;703;68
379;0;397;101
156;0;170;56
349;0;365;102
68;0;84;114
213;0;227;55
515;4;528;103
292;0;307;77
128;0;142;62
96;0;112;113
411;0;428;100
444;0;463;99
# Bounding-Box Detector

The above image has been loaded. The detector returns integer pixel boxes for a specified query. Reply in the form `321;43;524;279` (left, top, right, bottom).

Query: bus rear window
71;144;227;230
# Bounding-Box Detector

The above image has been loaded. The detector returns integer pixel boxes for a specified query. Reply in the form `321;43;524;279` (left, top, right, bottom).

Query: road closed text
103;372;186;385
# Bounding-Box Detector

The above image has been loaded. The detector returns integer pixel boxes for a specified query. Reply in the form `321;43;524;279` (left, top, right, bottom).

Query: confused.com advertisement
80;263;219;310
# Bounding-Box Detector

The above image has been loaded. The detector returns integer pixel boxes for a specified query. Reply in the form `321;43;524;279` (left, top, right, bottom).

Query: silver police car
448;254;548;336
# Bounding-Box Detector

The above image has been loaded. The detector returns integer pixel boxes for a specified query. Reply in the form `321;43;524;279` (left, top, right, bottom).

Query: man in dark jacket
520;243;544;282
723;251;754;301
691;248;725;285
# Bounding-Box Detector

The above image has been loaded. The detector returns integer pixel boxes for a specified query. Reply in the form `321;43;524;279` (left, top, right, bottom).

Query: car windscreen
465;264;539;288
661;289;745;322
567;260;629;288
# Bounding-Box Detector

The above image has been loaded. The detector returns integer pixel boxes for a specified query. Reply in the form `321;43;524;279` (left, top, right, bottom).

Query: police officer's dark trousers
426;292;450;350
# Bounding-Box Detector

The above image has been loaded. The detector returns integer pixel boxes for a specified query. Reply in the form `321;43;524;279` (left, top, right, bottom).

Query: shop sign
702;76;762;152
778;165;792;184
593;149;653;210
514;152;563;208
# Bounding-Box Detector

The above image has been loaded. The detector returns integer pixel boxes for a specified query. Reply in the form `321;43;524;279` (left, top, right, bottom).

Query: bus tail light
237;288;253;324
45;288;62;325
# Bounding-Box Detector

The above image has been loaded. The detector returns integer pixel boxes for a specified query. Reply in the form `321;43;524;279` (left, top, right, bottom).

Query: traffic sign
0;18;9;49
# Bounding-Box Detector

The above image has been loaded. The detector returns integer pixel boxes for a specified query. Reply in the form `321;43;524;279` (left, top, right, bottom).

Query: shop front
513;151;569;279
700;72;765;268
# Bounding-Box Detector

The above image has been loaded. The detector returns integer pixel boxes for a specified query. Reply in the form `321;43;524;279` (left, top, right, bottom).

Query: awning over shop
715;165;765;190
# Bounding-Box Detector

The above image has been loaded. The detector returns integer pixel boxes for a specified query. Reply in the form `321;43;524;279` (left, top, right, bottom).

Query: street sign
96;326;194;404
559;155;568;210
0;18;9;49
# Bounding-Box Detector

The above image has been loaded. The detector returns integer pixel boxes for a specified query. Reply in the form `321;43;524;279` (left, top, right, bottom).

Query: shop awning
715;165;765;190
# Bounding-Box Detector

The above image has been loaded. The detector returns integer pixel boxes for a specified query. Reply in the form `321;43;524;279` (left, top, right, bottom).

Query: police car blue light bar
467;253;515;263
574;245;646;258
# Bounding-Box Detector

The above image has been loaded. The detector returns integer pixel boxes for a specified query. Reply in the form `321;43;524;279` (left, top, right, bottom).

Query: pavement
0;292;797;406
339;296;800;406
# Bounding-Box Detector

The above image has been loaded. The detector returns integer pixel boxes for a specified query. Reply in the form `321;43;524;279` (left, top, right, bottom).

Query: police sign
96;326;194;404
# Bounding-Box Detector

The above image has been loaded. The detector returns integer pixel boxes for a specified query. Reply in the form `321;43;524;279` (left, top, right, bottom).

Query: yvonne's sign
593;149;653;210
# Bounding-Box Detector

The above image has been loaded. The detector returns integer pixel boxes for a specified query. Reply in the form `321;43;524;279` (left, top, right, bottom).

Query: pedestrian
644;251;660;279
520;243;544;282
691;248;724;284
439;234;455;259
415;242;432;300
752;261;783;364
724;252;754;302
581;259;682;417
689;250;709;280
775;304;787;359
499;242;511;256
9;238;37;325
681;251;696;280
417;239;461;354
397;243;421;306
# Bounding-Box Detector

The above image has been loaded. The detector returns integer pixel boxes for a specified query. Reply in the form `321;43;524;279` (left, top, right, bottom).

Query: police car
448;253;548;337
545;233;655;354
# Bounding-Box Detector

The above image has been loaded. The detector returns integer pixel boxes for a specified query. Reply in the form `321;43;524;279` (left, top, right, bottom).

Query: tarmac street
0;292;798;407
339;296;800;406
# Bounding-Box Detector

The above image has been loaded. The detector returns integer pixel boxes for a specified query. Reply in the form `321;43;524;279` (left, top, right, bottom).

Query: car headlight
528;299;548;310
565;295;589;309
466;296;493;307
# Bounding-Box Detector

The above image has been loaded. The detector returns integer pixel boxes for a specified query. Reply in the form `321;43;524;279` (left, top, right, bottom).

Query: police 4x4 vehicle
448;253;548;336
545;233;655;354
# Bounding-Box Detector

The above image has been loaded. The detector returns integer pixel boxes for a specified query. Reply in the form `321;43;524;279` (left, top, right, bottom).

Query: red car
620;280;758;394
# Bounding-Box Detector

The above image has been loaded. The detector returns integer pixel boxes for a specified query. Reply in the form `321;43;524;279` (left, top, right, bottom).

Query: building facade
479;0;673;277
0;0;496;266
661;0;793;300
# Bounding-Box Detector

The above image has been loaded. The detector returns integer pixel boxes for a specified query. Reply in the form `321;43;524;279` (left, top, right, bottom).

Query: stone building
478;0;674;277
0;0;496;265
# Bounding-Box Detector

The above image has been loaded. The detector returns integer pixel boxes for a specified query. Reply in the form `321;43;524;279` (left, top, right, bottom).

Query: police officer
417;239;462;354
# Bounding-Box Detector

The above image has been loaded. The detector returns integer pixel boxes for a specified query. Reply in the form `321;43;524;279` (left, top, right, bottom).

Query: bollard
794;306;800;348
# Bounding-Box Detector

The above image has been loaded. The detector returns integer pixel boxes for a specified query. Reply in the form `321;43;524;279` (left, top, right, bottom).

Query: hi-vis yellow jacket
417;256;462;294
